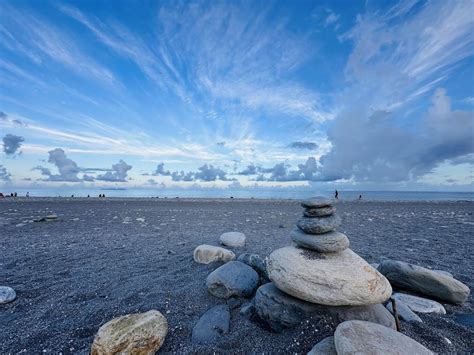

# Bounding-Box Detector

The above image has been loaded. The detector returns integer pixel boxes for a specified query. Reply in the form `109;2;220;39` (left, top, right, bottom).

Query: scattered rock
254;283;395;332
237;253;269;282
304;206;336;218
307;336;337;355
386;300;422;323
191;305;230;344
267;246;392;306
296;214;341;234
206;261;259;299
90;310;168;355
219;232;246;247
391;293;446;314
193;244;235;264
301;197;333;209
378;260;470;304
334;320;433;354
290;229;349;253
0;286;16;304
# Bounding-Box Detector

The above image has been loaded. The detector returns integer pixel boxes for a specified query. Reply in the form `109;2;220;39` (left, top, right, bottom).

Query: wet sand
1;198;473;353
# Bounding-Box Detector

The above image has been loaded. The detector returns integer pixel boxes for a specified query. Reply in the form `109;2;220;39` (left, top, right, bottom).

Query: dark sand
1;198;473;354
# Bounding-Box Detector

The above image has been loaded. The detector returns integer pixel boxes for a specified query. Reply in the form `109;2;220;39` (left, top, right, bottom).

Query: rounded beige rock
267;246;392;306
91;310;168;355
193;244;236;264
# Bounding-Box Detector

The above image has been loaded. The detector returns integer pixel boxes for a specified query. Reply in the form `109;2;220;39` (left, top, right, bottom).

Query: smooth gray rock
301;197;333;209
386;300;422;322
0;286;16;304
304;206;336;218
254;283;395;332
267;246;392;306
219;232;246;247
391;293;446;314
334;320;433;354
297;214;341;235
378;260;470;304
206;261;259;299
290;229;349;252
307;336;337;355
237;253;269;283
191;305;230;344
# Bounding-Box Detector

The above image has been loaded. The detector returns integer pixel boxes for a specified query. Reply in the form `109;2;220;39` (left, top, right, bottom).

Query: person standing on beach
359;194;362;200
335;189;339;199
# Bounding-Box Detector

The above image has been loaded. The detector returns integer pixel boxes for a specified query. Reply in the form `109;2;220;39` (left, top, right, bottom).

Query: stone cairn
266;196;392;308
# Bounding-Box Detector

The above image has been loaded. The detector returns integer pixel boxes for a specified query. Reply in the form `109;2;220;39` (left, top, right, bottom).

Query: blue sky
1;0;473;191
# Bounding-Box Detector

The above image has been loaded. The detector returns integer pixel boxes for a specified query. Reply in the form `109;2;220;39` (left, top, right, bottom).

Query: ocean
4;188;473;201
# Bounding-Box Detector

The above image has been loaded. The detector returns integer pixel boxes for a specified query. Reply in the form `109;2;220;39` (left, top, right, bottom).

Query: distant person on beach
26;192;29;198
359;194;362;200
335;190;339;199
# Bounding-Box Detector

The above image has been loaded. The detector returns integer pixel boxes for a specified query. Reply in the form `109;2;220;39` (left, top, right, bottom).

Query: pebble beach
1;197;473;353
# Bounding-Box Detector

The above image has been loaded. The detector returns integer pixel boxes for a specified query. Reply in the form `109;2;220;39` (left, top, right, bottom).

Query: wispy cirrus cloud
60;2;331;123
0;4;118;88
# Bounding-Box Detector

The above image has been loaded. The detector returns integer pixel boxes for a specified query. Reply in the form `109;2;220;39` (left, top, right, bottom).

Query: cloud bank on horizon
0;0;473;190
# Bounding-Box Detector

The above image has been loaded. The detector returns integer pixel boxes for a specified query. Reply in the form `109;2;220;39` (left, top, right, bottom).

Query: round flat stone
297;214;341;234
391;293;446;314
301;197;333;209
290;229;349;252
267;246;392;306
334;320;433;354
304;206;336;217
219;232;246;247
0;286;16;304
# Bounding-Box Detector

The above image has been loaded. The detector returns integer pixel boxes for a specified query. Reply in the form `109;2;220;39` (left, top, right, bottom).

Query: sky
0;0;473;192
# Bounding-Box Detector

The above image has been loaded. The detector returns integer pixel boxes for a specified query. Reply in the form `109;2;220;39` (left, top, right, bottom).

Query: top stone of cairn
301;196;333;209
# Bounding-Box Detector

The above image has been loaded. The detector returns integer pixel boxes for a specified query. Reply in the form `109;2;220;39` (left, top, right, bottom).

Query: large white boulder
193;245;235;264
267;246;392;306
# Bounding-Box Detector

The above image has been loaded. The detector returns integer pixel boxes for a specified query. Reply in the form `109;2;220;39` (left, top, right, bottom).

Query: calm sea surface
4;188;473;201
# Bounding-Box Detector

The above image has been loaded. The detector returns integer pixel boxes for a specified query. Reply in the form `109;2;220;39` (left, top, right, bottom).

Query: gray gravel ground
1;198;473;354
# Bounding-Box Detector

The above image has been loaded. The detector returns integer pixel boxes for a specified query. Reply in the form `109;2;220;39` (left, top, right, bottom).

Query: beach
1;198;473;353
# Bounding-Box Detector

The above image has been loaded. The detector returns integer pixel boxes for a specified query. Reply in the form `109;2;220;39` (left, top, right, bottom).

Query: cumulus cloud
238;164;259;175
0;165;11;181
318;89;474;182
96;160;132;182
154;163;170;176
34;148;82;182
3;134;24;155
255;157;319;182
288;141;318;150
154;163;230;182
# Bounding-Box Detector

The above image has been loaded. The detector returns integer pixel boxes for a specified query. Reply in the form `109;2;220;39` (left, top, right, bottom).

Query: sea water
5;188;473;201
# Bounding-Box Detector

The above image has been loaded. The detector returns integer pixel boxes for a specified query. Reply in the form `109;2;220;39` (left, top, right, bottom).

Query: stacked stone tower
267;197;392;306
